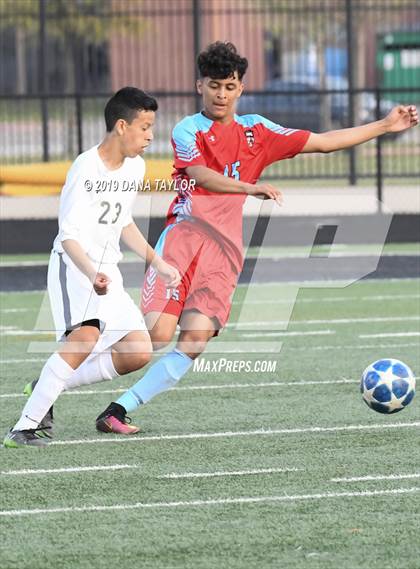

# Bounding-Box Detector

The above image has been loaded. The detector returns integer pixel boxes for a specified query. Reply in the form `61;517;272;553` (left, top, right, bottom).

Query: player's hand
92;272;111;295
246;183;283;206
155;260;181;288
383;105;418;133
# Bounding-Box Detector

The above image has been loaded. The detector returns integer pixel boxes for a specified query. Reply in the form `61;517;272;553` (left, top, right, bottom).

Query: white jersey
53;145;145;264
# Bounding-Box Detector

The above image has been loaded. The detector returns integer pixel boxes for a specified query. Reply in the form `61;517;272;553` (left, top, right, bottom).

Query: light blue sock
116;349;193;412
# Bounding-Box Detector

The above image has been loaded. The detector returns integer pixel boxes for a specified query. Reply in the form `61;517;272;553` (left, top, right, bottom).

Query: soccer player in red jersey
96;42;418;434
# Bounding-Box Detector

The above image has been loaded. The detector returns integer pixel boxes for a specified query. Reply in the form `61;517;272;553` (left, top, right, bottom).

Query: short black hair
104;87;158;132
197;41;248;81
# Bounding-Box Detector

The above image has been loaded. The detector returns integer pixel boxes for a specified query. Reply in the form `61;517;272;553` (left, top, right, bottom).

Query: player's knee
123;352;152;374
178;331;209;359
114;346;152;375
125;336;153;371
185;344;207;359
82;327;100;345
134;349;152;369
150;329;174;351
67;325;100;351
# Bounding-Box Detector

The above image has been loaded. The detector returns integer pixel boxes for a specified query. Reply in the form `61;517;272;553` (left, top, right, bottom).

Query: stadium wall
1;214;419;255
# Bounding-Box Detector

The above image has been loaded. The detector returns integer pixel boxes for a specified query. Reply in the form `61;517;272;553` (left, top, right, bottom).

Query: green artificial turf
0;276;419;569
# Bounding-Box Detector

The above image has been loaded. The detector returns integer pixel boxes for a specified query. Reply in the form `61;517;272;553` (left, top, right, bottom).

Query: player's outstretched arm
121;223;180;287
185;165;282;204
302;104;418;154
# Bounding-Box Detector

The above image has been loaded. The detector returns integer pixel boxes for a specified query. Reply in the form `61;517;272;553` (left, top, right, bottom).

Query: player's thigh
146;311;179;350
58;325;101;368
112;330;152;357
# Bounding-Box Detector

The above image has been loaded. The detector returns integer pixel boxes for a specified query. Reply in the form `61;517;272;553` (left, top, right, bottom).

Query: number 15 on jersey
224;161;241;180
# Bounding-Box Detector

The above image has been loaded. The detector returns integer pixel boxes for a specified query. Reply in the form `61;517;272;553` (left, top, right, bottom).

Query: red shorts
141;222;239;330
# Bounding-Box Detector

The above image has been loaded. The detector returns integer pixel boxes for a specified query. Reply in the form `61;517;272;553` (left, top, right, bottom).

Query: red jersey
167;112;310;273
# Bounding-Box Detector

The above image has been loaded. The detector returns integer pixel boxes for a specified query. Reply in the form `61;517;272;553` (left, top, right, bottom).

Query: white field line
0;289;44;294
47;421;420;447
0;338;418;365
5;343;284;356
1;487;419;518
2;293;419;313
240;330;335;338
1;343;418;363
0;308;37;313
331;473;420;483
0;340;418;365
0;465;301;478
4;248;420;266
0;388;128;399
3;375;420;401
0;261;48;267
1;464;137;476
236;278;420;287
359;332;420;339
159;467;302;479
8;349;286;363
0;379;362;400
0;251;416;269
2;315;418;337
227;316;420;328
0;358;45;364
0;279;417;297
232;293;420;305
0;330;54;336
278;342;420;351
260;252;418;259
176;379;359;391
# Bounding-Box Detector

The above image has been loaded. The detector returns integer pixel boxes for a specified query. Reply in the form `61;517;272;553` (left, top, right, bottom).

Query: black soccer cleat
96;402;140;435
3;428;50;448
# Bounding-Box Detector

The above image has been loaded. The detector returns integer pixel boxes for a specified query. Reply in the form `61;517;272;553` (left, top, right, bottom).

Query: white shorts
48;250;147;351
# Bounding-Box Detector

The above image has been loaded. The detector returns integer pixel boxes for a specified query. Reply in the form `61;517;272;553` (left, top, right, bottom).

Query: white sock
13;353;74;431
64;351;119;390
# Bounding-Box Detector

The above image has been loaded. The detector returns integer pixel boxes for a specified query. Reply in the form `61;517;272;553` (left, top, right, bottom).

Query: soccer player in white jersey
3;87;180;447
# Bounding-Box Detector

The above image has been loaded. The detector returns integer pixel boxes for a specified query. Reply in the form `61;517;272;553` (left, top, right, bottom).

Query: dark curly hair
197;42;248;80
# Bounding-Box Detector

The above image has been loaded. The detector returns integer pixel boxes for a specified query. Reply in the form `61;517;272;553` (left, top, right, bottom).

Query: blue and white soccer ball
361;359;416;414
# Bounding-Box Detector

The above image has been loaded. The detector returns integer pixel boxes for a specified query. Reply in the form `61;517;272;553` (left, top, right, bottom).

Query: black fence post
193;0;201;113
39;0;49;162
345;0;357;185
375;88;383;212
75;94;83;156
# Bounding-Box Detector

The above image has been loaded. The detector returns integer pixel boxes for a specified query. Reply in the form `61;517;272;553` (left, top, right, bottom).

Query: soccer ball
361;359;416;414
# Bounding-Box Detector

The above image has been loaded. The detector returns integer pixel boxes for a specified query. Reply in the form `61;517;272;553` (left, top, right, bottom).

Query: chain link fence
0;0;419;193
